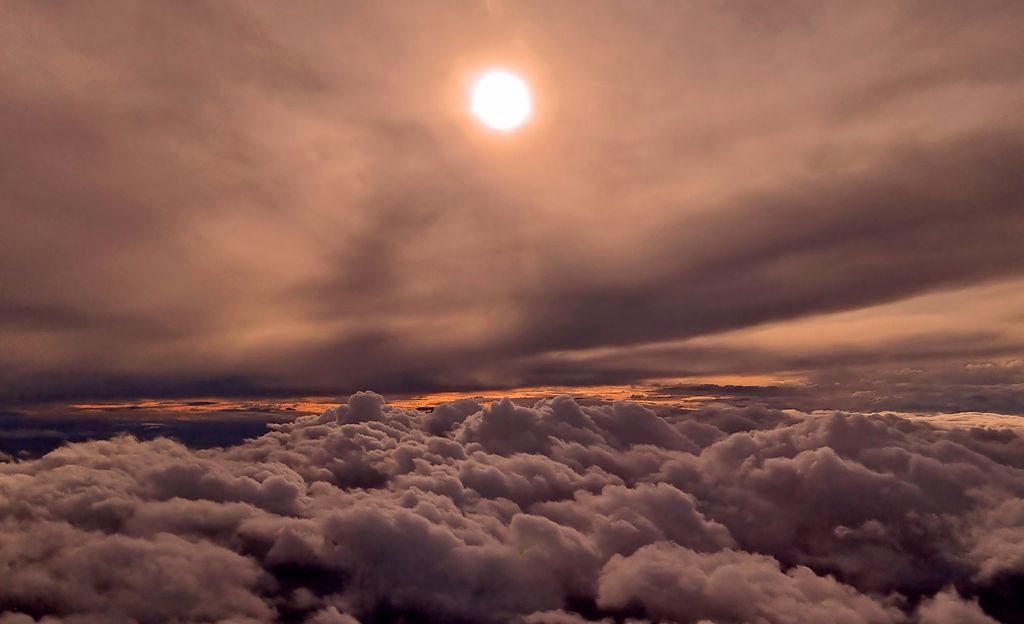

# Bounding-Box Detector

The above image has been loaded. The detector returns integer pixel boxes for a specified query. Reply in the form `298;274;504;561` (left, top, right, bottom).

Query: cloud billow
2;392;1023;623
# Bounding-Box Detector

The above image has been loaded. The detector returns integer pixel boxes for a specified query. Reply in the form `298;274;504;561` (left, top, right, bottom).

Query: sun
470;69;532;132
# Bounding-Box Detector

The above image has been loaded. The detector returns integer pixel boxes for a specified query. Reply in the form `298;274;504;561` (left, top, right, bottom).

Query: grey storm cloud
2;392;1024;623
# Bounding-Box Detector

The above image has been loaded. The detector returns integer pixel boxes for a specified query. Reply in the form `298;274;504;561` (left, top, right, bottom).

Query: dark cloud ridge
521;133;1024;352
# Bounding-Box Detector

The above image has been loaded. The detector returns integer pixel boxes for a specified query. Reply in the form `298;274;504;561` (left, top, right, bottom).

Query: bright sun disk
470;69;532;132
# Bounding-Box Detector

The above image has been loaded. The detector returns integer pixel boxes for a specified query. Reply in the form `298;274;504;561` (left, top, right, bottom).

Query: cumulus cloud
2;393;1024;623
598;543;902;624
916;588;998;624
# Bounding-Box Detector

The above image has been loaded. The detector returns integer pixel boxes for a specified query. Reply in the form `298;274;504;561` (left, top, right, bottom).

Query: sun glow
470;69;532;132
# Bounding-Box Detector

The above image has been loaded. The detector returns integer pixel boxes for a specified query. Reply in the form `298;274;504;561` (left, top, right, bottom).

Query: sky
4;3;1024;624
2;0;1023;412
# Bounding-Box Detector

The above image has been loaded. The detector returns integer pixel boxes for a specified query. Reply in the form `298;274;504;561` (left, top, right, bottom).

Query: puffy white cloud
916;588;998;624
2;393;1024;622
597;542;902;624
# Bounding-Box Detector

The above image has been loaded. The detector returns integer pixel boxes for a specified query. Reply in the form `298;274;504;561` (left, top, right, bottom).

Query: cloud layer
3;393;1023;623
2;2;1023;405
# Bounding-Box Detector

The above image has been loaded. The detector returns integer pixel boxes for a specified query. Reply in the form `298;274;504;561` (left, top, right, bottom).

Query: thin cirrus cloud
1;1;1023;407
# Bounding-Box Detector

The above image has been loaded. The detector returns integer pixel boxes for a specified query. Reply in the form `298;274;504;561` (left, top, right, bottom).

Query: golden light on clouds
470;69;532;131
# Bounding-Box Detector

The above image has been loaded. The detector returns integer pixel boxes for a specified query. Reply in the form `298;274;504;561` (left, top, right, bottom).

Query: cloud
2;393;1024;622
597;543;902;624
916;588;998;624
2;2;1023;405
516;133;1024;353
